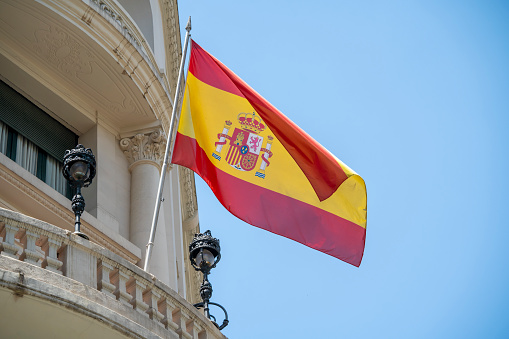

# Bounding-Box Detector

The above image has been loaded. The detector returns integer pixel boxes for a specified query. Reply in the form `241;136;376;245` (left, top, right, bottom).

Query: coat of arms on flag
211;112;274;178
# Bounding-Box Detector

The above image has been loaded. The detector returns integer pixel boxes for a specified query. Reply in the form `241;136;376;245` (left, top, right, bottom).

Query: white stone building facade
0;0;220;337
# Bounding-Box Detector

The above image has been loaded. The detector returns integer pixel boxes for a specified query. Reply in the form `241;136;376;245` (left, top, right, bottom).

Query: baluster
143;288;164;326
42;237;63;274
24;229;44;266
160;298;179;332
1;223;20;258
0;222;3;252
191;322;204;339
15;229;26;261
97;260;116;299
127;277;149;317
113;269;132;307
197;329;208;339
185;313;198;339
175;309;193;339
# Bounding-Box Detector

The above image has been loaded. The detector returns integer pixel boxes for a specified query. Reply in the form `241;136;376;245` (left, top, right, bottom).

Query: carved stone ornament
120;130;166;168
180;167;197;220
33;26;94;76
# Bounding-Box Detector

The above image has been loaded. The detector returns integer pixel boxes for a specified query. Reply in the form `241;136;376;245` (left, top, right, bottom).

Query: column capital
120;129;166;171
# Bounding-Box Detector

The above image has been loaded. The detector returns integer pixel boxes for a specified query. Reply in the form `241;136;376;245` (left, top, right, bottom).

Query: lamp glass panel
196;249;215;268
70;161;89;181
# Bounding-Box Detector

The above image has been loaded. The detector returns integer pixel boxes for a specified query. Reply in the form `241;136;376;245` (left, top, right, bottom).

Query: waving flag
172;41;367;266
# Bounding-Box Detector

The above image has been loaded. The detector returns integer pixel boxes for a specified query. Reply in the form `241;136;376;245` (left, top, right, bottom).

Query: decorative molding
159;0;181;97
31;23;141;118
33;26;94;76
84;0;174;105
179;167;197;221
0;163;139;263
120;129;166;170
87;0;144;51
0;166;73;223
1;0;175;133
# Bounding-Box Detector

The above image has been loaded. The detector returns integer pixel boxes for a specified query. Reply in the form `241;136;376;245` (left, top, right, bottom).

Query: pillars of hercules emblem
120;130;171;285
255;136;274;179
212;120;232;161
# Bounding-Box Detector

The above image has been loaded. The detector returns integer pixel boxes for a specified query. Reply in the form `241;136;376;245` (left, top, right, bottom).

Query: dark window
0;80;77;199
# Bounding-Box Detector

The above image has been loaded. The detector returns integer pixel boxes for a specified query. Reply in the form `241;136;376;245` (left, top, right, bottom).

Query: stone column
120;130;170;284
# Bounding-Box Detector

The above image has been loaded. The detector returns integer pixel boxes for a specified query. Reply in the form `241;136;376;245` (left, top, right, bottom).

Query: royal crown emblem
237;112;265;134
212;112;274;178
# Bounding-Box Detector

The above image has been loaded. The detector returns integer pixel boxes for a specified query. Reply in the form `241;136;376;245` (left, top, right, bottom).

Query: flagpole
143;17;192;272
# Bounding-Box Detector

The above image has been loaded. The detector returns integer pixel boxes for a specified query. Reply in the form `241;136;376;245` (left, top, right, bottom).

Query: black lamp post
62;144;96;240
189;230;229;330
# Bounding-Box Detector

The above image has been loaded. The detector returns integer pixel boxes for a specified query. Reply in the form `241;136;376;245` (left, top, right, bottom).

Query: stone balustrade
0;208;225;339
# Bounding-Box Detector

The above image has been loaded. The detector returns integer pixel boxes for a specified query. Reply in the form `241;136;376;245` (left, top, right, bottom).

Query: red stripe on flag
188;41;348;202
173;132;365;266
189;42;243;97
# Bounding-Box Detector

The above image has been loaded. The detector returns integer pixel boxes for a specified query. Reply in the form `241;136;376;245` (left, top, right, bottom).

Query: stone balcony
0;208;226;339
0;0;180;137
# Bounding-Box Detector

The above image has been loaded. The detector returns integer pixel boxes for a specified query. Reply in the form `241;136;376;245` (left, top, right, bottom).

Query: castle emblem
212;112;274;178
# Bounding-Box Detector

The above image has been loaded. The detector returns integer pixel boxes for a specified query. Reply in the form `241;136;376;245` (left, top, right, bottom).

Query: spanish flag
173;41;367;266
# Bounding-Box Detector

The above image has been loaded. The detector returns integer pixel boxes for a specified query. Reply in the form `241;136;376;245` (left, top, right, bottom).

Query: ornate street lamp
62;144;96;240
189;230;229;330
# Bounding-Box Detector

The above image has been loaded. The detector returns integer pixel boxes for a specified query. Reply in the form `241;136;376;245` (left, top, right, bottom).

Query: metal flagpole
143;17;192;272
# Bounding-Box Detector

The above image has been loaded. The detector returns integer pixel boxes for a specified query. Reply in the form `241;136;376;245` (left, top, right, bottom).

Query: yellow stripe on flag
178;73;366;228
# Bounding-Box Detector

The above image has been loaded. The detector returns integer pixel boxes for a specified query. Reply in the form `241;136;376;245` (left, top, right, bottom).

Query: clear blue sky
177;1;509;338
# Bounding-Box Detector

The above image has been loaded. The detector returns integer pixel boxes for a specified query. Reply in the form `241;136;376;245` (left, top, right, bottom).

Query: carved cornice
82;0;175;133
120;129;166;170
